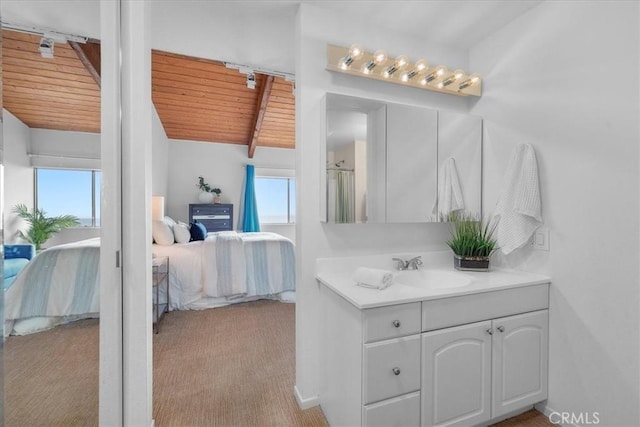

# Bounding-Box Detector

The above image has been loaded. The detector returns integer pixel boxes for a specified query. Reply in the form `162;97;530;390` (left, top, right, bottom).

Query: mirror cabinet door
386;103;438;222
325;92;482;224
326;93;387;224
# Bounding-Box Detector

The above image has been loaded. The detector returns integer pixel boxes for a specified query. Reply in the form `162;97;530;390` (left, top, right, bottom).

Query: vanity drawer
363;335;421;404
363;302;421;343
363;391;420;427
422;283;549;331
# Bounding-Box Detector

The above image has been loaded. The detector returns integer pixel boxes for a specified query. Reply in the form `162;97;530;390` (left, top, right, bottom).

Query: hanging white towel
494;143;543;254
433;157;465;218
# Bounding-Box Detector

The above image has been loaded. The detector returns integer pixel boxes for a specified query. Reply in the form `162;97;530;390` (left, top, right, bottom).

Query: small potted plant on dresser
446;213;498;271
196;176;221;204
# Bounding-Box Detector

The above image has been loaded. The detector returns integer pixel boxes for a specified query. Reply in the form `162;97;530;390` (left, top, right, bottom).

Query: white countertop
316;252;551;309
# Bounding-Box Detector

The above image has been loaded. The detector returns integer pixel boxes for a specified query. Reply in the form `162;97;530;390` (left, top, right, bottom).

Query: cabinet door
386;103;438;223
492;310;548;418
422;321;492;427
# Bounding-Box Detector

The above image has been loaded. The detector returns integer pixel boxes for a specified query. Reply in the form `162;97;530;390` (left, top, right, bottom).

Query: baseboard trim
294;385;320;410
535;402;578;427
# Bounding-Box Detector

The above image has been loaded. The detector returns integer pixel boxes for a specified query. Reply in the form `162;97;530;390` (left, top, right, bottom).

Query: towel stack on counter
353;267;394;290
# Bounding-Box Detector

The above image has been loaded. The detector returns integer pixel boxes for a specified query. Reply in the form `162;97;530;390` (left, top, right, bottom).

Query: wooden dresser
188;204;233;232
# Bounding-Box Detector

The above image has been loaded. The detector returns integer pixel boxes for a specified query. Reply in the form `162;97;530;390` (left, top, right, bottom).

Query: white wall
152;106;169;198
295;3;472;404
166;140;296;241
3;110;33;244
470;2;639;425
30;128;100;161
150;1;296;73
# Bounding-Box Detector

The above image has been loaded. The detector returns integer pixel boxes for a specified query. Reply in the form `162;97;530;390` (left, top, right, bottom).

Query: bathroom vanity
317;254;550;427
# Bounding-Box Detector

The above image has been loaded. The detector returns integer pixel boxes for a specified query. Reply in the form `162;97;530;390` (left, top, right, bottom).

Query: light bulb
340;43;364;69
395;55;409;70
382;54;410;78
373;50;388;65
422;65;448;84
349;43;364;60
415;59;429;73
362;50;388;74
402;59;430;82
453;69;465;80
458;73;482;90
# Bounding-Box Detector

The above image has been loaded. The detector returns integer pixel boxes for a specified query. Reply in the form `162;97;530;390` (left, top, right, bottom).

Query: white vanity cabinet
422;310;548;427
318;274;550;427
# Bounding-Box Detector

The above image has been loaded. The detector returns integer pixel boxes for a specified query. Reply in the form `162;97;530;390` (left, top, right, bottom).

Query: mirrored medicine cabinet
323;93;482;224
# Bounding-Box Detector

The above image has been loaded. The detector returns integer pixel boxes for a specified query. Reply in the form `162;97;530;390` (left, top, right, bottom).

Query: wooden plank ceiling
152;50;295;154
2;29;101;133
1;33;295;156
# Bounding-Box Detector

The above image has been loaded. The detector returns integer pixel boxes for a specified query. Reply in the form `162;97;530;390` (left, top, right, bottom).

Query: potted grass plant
13;204;80;251
446;213;498;271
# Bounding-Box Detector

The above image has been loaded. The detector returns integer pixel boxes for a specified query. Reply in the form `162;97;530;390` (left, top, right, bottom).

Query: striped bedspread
203;231;295;298
5;238;100;321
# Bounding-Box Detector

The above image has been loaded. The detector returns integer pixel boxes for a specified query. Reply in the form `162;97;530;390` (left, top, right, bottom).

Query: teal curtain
241;165;261;232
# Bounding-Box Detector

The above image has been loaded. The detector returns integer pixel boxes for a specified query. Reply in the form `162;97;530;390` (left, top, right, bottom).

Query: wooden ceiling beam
69;41;101;88
248;75;274;159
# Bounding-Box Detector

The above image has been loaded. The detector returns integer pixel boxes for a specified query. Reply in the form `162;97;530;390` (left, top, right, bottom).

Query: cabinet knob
497;326;505;333
392;320;401;328
392;367;401;376
486;328;494;335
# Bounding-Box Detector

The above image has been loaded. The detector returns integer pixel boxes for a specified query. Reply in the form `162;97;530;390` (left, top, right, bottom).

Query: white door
492;310;549;418
422;321;492;427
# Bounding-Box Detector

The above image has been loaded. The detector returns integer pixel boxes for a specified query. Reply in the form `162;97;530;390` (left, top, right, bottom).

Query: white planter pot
198;191;214;203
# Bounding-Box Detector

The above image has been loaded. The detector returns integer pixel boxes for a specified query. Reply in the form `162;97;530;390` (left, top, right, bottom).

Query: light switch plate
531;228;550;251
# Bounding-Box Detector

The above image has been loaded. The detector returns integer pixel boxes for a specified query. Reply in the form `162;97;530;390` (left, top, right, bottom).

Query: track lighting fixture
326;44;482;97
39;37;54;58
246;72;256;89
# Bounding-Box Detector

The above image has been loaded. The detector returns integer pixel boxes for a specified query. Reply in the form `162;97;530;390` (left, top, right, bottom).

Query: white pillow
152;220;174;246
173;223;191;244
164;216;177;228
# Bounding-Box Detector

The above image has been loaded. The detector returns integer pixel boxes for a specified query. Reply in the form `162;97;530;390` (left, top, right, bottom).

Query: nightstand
152;256;169;334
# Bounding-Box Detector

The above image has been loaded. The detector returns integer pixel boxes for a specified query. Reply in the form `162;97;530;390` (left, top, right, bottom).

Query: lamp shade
152;196;165;221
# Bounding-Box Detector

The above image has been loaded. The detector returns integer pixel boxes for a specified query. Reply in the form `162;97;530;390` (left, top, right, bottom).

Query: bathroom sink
395;269;472;289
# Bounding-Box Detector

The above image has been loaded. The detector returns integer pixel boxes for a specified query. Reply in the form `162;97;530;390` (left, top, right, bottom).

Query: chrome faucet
392;256;423;271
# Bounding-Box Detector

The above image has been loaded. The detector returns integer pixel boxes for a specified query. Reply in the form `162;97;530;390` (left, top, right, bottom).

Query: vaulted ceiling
1;30;295;156
2;30;101;133
151;50;295;154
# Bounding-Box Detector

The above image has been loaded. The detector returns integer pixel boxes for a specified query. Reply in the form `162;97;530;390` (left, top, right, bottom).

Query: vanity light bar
326;44;482;97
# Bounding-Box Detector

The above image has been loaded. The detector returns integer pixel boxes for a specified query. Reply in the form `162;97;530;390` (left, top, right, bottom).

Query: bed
4;231;295;335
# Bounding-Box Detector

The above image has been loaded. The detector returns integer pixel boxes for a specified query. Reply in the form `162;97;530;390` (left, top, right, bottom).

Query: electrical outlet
531;228;550;251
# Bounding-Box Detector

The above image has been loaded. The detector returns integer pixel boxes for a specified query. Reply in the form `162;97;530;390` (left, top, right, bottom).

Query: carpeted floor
152;300;326;426
4;318;99;426
4;300;552;426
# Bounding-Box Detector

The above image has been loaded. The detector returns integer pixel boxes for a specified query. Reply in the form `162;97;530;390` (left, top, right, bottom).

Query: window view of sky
36;169;101;227
36;170;289;227
255;177;295;224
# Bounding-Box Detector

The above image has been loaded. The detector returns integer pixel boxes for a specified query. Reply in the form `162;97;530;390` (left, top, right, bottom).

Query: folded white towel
433;157;465;218
494;143;543;254
353;267;394;290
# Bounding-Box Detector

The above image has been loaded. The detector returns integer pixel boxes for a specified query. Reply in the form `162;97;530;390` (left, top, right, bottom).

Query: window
255;176;296;224
36;168;101;227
